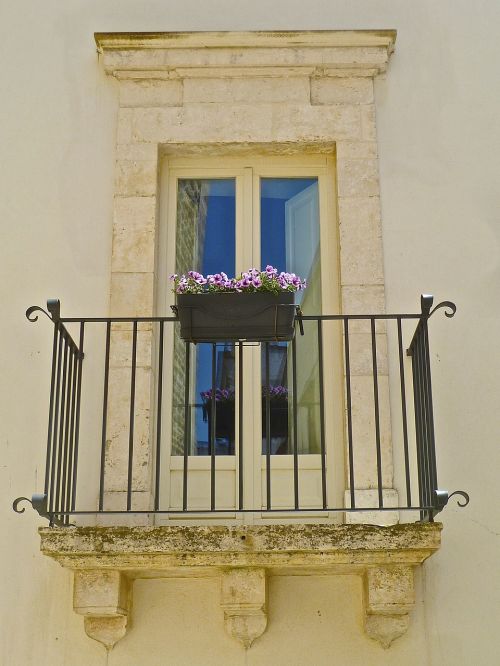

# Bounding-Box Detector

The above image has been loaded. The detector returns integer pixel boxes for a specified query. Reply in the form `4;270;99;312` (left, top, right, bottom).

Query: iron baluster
154;321;164;512
343;318;355;510
126;321;138;511
99;321;111;512
370;318;383;508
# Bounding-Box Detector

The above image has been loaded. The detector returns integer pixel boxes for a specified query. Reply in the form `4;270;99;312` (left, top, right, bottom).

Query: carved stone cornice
94;30;396;80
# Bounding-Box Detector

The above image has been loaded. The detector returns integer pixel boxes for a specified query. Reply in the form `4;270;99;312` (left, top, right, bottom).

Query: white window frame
156;154;344;524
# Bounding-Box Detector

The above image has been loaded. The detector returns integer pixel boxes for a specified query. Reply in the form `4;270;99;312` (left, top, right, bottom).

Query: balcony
14;295;468;650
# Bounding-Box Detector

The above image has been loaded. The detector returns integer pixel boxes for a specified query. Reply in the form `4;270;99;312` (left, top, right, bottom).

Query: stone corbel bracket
363;565;415;648
40;523;440;651
221;568;267;648
73;570;130;650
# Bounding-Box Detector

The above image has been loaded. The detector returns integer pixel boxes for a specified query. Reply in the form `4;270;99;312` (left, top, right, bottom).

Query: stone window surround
37;30;444;654
100;29;397;519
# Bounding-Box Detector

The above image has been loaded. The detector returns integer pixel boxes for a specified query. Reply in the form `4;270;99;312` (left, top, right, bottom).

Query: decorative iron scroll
429;300;457;319
419;294;457;320
433;489;470;515
13;494;49;518
447;490;470;507
12;496;32;513
13;494;67;526
26;299;60;323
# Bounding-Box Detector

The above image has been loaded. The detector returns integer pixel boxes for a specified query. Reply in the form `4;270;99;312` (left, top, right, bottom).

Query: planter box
203;400;288;453
203;401;235;441
262;402;288;440
175;292;297;342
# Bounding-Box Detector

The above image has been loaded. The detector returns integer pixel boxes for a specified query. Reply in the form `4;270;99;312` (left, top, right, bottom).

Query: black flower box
173;292;297;342
203;400;289;446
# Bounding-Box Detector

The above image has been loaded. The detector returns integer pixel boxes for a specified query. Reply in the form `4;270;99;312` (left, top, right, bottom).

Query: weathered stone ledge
40;523;440;650
40;522;440;567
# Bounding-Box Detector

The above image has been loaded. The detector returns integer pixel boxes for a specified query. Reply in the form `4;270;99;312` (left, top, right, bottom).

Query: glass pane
260;178;321;455
172;179;236;456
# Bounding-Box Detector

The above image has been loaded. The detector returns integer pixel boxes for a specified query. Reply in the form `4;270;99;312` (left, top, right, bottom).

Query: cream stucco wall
1;2;499;665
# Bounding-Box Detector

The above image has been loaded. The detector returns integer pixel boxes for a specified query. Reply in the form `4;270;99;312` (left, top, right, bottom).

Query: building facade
2;3;499;666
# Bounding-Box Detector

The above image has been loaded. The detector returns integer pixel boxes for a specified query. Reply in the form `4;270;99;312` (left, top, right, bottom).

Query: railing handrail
58;313;423;323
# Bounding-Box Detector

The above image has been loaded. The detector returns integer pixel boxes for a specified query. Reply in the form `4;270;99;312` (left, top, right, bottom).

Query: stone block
73;570;129;616
311;77;373;105
347;332;388;375
110;272;154;317
336;140;377;160
97;491;154;525
337;158;379;197
104;366;152;492
112;196;157;274
365;565;415;614
117;108;133;144
115;159;158;197
116;143;159;161
109;329;153;368
341;285;386;332
344;489;399;526
100;41;392;74
131;104;361;144
119;79;183;107
112;220;155;273
347;375;393;488
183;77;310;104
113;195;156;227
361;104;377;141
338;197;384;286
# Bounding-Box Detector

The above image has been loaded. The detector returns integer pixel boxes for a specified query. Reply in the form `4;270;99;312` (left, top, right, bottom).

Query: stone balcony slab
40;523;440;575
39;523;440;650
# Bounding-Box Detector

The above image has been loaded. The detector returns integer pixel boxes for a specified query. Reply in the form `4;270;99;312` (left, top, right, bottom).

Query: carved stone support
363;565;415;648
41;525;438;650
220;568;267;649
73;570;131;650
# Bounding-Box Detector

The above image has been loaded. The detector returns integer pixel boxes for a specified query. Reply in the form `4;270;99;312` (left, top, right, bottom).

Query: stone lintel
94;30;396;79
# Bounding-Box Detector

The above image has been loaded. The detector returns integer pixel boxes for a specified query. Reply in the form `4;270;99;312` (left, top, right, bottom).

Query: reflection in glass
260;178;321;455
172;179;236;456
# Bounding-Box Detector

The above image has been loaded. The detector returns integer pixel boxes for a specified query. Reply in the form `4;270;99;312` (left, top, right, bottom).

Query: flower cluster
200;388;235;403
262;385;288;401
170;266;306;295
200;386;288;403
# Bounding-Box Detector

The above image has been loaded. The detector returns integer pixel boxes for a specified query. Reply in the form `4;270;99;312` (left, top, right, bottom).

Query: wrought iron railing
14;295;469;525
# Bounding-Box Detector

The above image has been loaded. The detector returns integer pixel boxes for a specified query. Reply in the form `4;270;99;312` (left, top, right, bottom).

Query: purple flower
201;388;235;402
170;265;306;295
